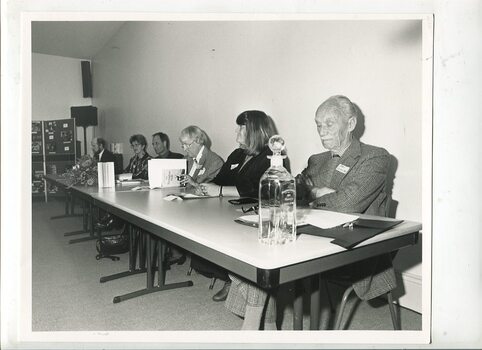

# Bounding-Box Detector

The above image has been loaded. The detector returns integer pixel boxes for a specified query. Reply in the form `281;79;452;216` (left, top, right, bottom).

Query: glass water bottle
258;135;296;245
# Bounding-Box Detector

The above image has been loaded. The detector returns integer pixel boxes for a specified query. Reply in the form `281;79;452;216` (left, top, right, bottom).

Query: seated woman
166;126;224;265
178;125;224;189
199;110;289;330
124;134;151;180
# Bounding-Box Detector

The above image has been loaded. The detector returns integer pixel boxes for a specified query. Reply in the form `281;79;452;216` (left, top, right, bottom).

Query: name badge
230;164;239;170
336;164;350;174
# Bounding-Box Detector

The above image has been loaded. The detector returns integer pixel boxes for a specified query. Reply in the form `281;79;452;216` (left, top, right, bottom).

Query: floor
32;199;422;332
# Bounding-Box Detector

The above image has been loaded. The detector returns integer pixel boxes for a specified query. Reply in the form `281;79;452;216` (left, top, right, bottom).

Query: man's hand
296;173;314;188
311;186;336;199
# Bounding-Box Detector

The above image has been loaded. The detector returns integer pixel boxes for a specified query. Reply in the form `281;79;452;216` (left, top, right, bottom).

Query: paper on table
164;195;183;201
181;193;219;199
237;215;258;224
303;210;359;229
236;212;308;227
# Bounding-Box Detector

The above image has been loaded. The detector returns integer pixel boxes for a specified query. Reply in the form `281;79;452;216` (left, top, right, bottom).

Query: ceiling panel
32;21;125;59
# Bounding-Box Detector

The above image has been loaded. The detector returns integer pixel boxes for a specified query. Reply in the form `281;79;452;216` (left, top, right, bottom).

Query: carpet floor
32;199;421;331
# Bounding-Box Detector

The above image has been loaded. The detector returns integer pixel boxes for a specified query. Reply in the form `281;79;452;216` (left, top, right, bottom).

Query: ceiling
32;21;125;59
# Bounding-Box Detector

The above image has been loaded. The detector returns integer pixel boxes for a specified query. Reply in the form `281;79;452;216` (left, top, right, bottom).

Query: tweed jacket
299;138;389;215
186;147;224;184
298;139;396;300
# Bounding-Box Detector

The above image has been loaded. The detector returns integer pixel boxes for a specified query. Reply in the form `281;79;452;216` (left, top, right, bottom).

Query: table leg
65;190;70;215
68;201;98;244
70;192;75;215
99;224;146;283
111;231;193;304
310;274;321;330
293;280;304;330
51;190;82;219
64;199;89;237
138;231;146;270
158;241;167;286
89;201;95;237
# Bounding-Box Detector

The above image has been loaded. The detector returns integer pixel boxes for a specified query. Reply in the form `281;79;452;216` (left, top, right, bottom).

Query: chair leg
209;277;217;290
387;291;400;330
334;285;354;330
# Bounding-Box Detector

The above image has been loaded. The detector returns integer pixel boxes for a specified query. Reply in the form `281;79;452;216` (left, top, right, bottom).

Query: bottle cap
268;135;285;167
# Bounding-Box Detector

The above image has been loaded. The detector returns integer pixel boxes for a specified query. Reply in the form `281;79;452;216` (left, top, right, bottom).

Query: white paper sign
148;159;187;189
98;162;115;188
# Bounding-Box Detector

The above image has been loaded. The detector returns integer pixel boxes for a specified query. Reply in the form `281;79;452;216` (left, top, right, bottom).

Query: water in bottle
258;135;296;245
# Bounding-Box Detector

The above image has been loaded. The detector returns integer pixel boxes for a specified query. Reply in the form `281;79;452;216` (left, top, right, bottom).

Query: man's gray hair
316;95;358;121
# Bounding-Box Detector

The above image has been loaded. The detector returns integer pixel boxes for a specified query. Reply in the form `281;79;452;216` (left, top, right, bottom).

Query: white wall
93;20;422;219
32;53;94;154
92;20;424;311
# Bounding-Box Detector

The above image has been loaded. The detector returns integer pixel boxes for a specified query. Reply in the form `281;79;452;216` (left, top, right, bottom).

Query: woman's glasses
180;140;195;149
241;205;259;214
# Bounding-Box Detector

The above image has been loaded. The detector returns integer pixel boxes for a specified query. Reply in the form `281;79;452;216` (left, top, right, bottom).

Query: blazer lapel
187;157;195;176
313;152;333;186
195;150;209;179
329;139;361;189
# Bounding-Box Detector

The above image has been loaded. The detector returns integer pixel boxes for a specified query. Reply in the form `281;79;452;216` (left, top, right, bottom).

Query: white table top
92;189;421;270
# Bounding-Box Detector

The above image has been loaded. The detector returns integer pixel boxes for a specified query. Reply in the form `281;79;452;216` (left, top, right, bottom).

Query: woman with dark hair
124;134;151;180
198;110;289;330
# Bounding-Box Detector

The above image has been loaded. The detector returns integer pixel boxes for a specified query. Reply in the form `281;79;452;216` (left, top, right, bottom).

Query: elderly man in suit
297;95;395;302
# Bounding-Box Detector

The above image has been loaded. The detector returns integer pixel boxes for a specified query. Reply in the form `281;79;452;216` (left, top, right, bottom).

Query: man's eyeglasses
131;143;142;148
242;205;259;214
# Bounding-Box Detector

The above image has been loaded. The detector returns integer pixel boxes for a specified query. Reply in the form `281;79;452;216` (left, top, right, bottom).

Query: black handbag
96;228;129;261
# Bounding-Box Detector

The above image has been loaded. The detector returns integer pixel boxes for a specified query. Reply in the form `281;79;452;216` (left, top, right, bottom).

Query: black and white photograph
2;0;481;349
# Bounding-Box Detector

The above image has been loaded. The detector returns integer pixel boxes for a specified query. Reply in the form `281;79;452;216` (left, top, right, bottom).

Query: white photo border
9;11;433;348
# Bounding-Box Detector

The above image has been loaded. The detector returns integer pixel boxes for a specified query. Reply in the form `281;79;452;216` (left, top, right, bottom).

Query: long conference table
43;175;421;330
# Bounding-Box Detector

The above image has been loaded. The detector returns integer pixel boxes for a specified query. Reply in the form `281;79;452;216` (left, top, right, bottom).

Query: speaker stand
82;125;89;155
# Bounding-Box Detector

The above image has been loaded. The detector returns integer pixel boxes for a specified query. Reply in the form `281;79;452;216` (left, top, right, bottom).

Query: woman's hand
199;183;221;197
179;174;196;187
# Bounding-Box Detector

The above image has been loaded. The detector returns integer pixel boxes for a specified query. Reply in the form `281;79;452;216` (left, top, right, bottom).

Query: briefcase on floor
96;230;129;261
